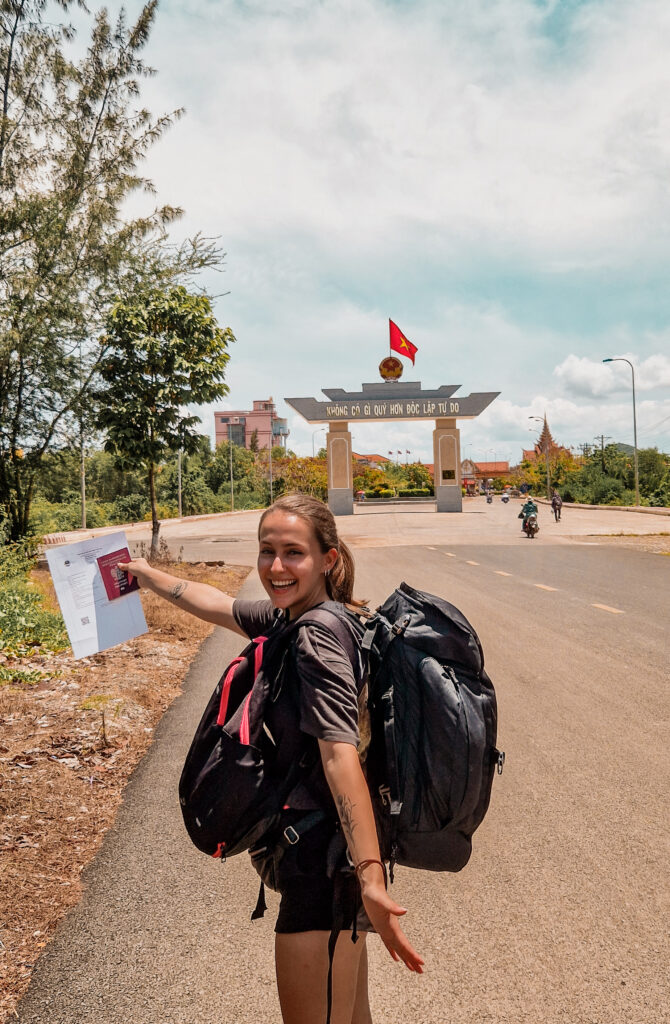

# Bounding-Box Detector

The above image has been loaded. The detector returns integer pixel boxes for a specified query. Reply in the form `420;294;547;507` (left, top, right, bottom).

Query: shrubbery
0;541;69;658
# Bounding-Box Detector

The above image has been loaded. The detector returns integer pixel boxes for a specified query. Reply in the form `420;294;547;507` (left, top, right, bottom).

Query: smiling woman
117;493;423;1024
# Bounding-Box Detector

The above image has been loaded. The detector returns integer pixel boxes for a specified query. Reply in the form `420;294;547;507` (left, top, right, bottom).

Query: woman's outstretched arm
116;557;246;635
319;739;425;974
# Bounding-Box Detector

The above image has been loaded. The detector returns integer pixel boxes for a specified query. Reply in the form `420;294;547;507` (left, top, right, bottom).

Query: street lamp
528;417;551;499
603;357;639;506
312;427;326;457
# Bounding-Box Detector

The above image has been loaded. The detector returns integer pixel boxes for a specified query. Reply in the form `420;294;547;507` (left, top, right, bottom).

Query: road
19;501;669;1023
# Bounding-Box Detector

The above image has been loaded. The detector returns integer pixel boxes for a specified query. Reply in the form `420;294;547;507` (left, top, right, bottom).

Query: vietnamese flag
389;319;418;365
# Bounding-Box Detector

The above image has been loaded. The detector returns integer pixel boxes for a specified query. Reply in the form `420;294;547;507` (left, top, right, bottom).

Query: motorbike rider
519;494;538;531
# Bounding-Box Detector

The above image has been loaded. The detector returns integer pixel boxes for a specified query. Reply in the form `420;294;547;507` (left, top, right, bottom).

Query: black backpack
360;581;504;878
178;603;362;862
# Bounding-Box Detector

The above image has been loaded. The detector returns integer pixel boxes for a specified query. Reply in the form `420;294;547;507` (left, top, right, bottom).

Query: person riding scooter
519;495;538;531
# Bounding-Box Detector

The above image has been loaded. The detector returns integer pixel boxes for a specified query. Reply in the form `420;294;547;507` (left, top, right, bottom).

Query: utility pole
594;434;612;471
228;425;234;511
603;357;639;506
578;443;591;459
78;340;86;529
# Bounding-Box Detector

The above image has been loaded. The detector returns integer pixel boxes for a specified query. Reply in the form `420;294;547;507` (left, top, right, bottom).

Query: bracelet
354;858;388;889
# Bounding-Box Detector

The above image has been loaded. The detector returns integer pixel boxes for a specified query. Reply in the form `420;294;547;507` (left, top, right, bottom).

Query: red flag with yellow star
389;319;418;365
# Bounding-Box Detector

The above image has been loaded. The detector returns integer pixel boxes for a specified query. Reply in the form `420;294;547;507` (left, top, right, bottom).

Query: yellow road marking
494;570;512;576
534;584;558;592
592;603;624;614
466;560;479;566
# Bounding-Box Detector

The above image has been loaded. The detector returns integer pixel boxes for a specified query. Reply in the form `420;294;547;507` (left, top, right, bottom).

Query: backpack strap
362;614;408;819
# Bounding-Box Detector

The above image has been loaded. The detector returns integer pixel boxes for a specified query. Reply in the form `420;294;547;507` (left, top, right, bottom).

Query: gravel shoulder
0;562;250;1023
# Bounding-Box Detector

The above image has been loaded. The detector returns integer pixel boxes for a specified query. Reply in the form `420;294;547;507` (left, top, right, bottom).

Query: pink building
214;397;289;450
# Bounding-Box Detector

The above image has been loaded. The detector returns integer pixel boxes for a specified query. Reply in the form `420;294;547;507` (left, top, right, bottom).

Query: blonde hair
258;494;366;609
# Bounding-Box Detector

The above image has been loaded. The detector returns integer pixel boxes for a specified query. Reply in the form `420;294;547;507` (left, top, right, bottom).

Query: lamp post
603;357;639;506
311;427;325;457
528;417;551;499
224;424;235;512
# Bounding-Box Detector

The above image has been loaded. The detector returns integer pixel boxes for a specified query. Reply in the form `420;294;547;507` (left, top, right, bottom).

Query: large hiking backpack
361;581;504;877
178;603;361;862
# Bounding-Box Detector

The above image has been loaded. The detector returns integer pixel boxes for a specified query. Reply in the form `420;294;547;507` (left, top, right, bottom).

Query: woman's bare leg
275;931;368;1024
351;941;373;1024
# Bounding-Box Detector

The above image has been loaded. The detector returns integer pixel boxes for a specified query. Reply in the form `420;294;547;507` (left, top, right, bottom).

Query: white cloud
554;352;670;397
133;0;670;270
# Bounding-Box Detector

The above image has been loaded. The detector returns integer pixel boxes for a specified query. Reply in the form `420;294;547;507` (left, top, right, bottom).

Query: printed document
46;531;147;659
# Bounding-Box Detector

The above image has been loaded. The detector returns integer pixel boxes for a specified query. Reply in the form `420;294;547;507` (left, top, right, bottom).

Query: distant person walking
551;490;563;522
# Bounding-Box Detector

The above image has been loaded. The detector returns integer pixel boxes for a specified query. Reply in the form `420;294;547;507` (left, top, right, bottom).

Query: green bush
112;493;149;523
0;541;69;656
397;488;433;497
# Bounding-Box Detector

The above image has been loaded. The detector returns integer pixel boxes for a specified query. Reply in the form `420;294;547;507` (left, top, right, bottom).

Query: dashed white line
494;570;512;576
592;603;624;615
444;552;456;557
465;560;480;566
534;584;558;592
426;546;437;550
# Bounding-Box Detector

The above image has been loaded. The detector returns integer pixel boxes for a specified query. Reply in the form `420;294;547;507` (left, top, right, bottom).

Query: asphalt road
19;505;670;1023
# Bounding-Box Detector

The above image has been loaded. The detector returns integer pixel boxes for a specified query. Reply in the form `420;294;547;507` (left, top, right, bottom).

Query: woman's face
257;510;337;619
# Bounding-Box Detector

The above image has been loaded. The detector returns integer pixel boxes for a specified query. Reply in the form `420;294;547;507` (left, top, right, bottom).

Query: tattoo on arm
170;581;188;600
337;794;358;848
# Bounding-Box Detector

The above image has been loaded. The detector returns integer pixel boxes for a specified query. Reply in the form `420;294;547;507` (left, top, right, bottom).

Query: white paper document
46;531;147;659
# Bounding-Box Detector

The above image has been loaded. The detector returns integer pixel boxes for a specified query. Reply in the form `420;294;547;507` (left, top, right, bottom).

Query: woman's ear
324;547;338;574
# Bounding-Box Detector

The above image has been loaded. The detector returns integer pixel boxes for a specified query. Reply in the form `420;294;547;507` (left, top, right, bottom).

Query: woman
119;494;423;1024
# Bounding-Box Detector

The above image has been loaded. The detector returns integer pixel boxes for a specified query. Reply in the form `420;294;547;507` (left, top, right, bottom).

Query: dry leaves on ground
0;561;250;1023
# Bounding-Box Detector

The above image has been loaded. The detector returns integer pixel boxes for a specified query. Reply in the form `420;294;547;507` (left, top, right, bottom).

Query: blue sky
108;0;670;461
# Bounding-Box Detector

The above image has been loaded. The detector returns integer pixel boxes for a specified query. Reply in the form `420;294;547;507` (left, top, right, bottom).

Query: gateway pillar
433;417;462;512
327;421;353;516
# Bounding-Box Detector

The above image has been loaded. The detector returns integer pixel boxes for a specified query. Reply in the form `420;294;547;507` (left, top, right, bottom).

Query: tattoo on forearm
337;794;358;847
170;581;188;600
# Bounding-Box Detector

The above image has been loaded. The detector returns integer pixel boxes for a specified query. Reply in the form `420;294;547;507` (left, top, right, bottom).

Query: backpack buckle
496;750;506;775
379;784;391;806
391;614;411;636
283;825;300;845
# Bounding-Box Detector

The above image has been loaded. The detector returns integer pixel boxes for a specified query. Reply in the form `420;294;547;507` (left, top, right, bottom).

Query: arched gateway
285;380;499;515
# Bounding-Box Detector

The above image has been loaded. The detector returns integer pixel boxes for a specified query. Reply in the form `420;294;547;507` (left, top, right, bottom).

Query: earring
324;568;331;577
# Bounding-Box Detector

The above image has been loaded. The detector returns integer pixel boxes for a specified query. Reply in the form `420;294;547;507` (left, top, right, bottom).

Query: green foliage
97;286;234;550
272;456;328;501
397;488;432;497
0;543;68;656
112;493;150;523
205;442;255;492
0;1;226;540
249;429;259;453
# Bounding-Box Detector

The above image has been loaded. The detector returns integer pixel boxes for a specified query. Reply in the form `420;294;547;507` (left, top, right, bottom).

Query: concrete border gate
285;381;499;515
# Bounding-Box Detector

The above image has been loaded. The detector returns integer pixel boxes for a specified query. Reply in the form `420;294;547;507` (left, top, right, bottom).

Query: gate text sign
285;383;499;423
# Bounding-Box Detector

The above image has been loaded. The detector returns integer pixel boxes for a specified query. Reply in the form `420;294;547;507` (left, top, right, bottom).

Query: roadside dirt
0;562;250;1023
574;532;670;555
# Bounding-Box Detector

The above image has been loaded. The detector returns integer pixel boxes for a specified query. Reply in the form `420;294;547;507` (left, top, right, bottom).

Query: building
352;452;392;469
214;398;289;450
523;416;568;463
461;458;510;493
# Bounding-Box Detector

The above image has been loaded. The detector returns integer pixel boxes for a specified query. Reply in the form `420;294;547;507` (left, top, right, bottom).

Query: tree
249;429;259;454
96;286;234;553
205;441;255;493
0;1;221;538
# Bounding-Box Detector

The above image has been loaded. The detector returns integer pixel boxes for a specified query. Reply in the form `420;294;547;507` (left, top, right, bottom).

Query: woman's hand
359;872;424;973
116;557;152;588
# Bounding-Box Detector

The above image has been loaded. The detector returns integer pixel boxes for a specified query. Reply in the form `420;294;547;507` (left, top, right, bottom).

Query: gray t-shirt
232;598;363;810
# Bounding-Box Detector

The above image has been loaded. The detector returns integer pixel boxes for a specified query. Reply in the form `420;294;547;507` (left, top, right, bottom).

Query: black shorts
249;814;373;935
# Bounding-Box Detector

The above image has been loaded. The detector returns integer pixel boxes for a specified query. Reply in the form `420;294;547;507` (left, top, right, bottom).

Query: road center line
494;570;512;576
534;584;558;592
426;546;437;550
592;603;624;614
444;552;456;557
465;560;479;566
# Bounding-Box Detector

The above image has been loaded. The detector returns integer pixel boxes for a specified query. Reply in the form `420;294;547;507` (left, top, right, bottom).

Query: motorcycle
486;493;493;504
523;512;539;539
501;493;510;504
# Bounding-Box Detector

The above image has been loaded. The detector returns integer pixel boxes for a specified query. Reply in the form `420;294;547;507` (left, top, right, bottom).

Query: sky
96;0;670;462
